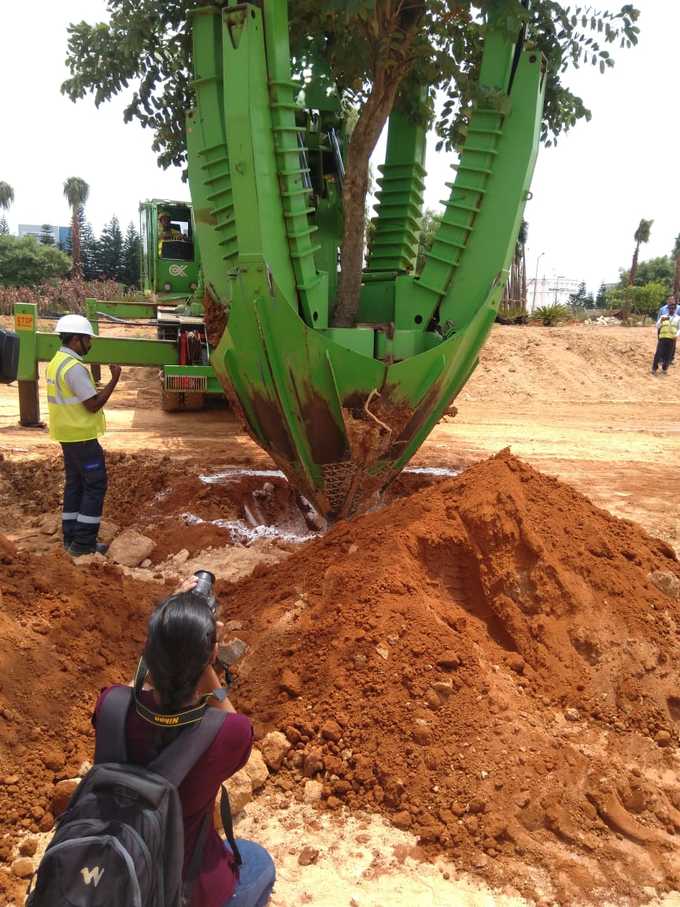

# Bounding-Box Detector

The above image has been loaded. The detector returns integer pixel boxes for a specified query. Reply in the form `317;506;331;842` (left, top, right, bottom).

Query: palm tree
628;218;653;286
63;177;90;278
0;181;14;210
0;182;14;235
501;219;528;316
672;233;680;297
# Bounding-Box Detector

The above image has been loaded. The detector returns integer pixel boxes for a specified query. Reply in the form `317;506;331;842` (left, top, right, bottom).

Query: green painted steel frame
186;2;546;517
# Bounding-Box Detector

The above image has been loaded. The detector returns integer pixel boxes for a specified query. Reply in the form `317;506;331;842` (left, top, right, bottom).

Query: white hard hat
54;314;95;336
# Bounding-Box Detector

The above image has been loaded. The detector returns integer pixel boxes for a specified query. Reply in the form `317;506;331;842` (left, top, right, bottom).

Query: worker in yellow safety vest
46;315;121;556
652;297;680;375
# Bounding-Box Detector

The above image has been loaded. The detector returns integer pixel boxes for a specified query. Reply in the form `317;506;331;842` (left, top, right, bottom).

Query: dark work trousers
652;338;675;373
60;439;108;548
671;338;677;365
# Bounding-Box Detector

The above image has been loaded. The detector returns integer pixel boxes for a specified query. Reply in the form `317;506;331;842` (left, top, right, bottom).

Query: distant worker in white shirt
652;297;680;375
46;315;121;555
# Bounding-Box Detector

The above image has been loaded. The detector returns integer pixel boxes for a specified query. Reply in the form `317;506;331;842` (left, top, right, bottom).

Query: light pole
531;251;545;311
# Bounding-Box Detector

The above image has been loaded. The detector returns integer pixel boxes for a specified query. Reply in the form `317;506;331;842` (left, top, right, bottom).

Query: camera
193;569;217;614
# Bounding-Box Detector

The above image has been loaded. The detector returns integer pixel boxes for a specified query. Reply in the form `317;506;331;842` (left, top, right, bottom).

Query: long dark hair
144;591;216;715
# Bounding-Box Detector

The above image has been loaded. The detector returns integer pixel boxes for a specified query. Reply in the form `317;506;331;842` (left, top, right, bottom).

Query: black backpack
26;686;241;907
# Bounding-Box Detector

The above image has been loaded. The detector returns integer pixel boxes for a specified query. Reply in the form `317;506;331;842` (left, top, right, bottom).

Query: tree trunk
674;254;680;297
332;3;425;327
629;241;640;286
333;78;402;327
71;206;83;279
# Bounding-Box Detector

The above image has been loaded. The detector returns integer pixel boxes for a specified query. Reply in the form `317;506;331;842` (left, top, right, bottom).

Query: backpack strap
220;784;242;867
148;707;227;787
94;685;133;764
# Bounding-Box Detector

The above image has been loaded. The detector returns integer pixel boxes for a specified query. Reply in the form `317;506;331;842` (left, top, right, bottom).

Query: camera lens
193;570;217;614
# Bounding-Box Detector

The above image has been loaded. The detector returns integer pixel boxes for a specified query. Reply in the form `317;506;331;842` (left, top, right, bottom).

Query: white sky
0;0;674;293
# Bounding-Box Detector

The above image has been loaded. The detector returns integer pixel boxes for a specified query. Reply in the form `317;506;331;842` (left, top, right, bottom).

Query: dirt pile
0;540;164;903
219;450;680;904
462;325;659;404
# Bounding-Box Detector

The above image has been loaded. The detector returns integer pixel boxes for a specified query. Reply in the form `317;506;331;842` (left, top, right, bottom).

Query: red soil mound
0;539;164;901
219;450;680;904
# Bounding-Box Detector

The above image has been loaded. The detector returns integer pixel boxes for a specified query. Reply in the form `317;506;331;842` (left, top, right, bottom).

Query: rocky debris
436;651;461;670
297;845;319;866
11;857;34;878
51;779;79;818
98;519;119;545
223;770;252;817
18;837;38;857
303;780;323;804
243;749;268;791
220;638;247;665
108;529;156;567
37;513;59;536
648;570;680;601
320;719;342;742
259;732;291;771
302;748;324;778
40;749;65;772
279;669;302;698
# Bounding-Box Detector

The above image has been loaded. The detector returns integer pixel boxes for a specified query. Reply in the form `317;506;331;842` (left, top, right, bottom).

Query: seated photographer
93;579;276;907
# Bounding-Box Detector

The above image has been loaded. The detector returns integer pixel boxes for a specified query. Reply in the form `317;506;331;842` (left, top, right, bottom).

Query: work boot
68;541;109;557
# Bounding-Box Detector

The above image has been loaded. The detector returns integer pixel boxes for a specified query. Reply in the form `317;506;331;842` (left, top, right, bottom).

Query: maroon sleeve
209;712;253;781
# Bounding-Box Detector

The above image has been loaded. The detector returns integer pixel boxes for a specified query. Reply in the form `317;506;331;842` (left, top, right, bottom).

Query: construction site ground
1;320;680;907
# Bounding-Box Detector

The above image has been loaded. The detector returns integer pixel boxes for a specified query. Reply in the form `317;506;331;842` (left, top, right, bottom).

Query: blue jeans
224;840;275;907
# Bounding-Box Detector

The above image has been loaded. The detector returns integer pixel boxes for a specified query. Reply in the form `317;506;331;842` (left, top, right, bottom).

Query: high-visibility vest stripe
46;350;105;443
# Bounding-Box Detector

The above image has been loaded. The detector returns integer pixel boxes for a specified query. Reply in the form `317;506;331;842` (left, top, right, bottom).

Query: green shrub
0;235;71;287
530;304;571;326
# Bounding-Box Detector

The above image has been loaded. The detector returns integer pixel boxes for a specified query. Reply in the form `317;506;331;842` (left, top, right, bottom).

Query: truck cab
139;199;201;300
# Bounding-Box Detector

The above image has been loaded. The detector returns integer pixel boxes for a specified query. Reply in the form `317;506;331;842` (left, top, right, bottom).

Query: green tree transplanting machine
185;1;545;518
9;1;546;521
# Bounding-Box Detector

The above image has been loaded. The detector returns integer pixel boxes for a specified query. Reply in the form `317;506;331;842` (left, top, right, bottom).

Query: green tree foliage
595;281;608;307
63;176;90;278
0;235;71;287
96;215;124;281
0;183;14;237
619;255;673;289
671;232;680;296
81;218;100;281
568;280;594;309
122;221;141;287
39;224;55;246
62;0;640;322
0;182;14;212
605;280;666;319
415;208;442;275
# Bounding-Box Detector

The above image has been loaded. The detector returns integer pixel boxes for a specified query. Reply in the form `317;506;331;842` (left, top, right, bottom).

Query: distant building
527;275;581;311
18;224;71;248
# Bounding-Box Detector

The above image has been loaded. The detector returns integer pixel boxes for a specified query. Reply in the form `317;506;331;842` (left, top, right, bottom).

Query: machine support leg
18;380;41;427
86;299;102;384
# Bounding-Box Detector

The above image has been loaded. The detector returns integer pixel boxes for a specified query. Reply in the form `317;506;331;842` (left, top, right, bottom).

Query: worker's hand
109;364;122;381
173;575;198;595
